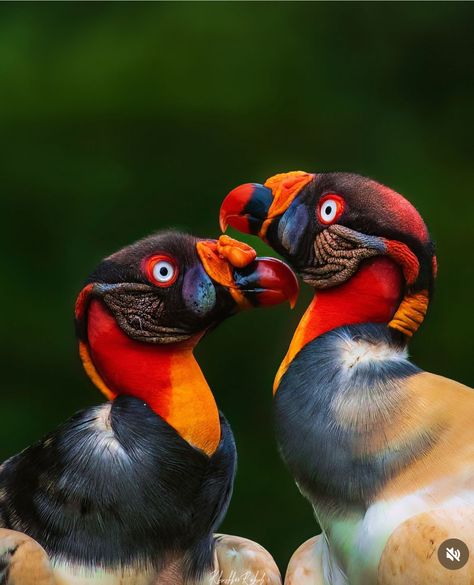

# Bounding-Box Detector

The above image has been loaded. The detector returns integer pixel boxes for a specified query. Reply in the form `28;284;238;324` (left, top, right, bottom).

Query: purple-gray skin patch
182;265;216;316
278;199;310;256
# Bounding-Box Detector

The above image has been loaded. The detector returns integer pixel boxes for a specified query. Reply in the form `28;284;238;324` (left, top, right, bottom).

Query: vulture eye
146;255;179;287
317;194;345;225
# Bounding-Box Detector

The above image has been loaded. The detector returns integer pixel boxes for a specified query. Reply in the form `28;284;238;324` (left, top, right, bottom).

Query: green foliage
1;2;473;570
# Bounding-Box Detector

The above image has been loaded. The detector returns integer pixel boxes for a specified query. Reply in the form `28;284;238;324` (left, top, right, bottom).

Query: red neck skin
274;257;403;392
85;299;221;455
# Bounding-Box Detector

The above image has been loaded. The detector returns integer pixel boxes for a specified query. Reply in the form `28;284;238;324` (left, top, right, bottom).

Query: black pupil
160;266;169;277
324;205;332;215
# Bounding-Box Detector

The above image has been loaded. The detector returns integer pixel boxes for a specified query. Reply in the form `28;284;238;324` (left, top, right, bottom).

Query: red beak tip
219;183;261;235
254;258;300;309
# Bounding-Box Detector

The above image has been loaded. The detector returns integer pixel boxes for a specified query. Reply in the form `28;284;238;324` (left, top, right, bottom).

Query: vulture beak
220;171;314;239
197;236;299;309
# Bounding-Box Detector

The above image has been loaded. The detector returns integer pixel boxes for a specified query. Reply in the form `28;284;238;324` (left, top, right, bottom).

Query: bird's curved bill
219;171;314;238
197;236;299;309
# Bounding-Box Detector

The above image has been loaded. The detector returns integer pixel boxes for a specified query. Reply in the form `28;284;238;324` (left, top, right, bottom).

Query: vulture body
221;171;473;585
0;232;296;584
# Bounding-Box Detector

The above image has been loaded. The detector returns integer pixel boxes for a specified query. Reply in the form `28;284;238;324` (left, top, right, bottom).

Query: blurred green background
1;2;473;572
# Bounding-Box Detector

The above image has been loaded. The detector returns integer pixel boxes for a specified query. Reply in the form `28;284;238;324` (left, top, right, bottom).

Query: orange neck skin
86;299;221;456
274;257;403;392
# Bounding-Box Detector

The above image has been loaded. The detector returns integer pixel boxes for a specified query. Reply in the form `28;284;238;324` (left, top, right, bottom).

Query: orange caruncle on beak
261;171;314;237
197;236;299;309
197;238;255;308
217;234;257;268
220;171;314;239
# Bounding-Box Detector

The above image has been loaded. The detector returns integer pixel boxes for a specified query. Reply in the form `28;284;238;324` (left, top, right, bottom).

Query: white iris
321;199;338;223
152;260;175;283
